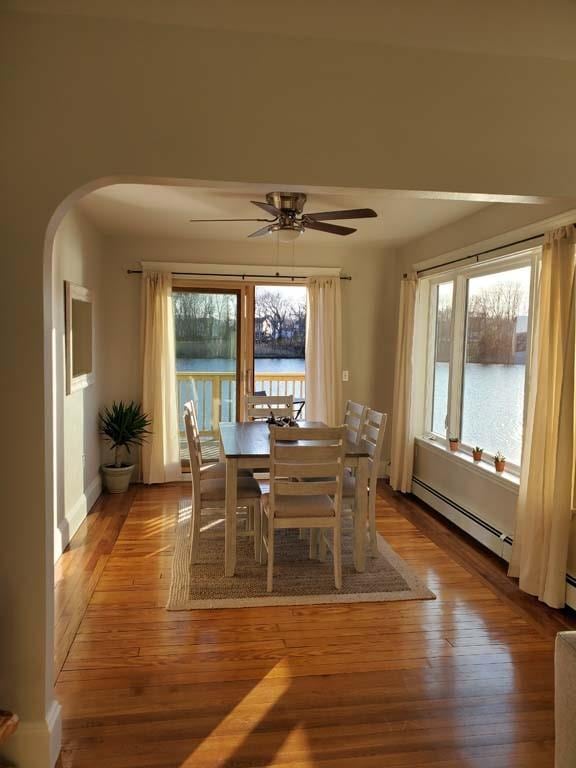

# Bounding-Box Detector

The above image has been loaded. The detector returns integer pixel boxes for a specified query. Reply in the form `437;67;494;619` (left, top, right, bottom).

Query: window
430;281;453;436
424;250;537;470
461;266;531;465
254;284;306;407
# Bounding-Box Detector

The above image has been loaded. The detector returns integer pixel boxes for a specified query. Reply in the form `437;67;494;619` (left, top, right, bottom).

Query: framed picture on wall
65;281;95;395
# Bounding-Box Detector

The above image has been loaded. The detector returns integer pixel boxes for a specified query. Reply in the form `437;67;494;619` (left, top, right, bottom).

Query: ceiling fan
189;192;377;240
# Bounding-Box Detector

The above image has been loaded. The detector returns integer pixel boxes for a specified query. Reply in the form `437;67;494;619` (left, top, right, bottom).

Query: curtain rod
407;233;545;278
126;269;352;281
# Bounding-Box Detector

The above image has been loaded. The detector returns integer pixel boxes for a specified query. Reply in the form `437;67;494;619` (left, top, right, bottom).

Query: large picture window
424;250;537;470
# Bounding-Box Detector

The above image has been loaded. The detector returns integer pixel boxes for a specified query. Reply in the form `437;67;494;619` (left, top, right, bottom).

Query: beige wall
2;4;576;766
99;235;399;462
52;208;103;562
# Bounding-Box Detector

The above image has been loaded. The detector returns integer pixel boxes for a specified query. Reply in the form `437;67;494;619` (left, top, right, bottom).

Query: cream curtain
390;273;419;493
305;276;342;426
508;227;576;608
141;271;181;484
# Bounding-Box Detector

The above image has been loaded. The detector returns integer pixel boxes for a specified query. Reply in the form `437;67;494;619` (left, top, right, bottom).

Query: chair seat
262;492;335;518
200;462;252;478
200;476;262;502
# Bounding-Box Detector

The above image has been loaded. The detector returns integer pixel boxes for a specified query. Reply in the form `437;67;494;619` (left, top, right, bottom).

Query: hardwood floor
55;483;576;767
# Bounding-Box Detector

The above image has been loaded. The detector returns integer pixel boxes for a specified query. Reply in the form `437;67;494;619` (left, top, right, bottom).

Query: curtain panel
509;226;576;608
141;271;181;484
305;276;343;426
389;273;419;493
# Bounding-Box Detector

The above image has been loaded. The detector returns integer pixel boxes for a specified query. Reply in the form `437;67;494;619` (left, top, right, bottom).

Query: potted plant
448;435;459;452
494;451;506;473
99;401;151;493
472;446;483;462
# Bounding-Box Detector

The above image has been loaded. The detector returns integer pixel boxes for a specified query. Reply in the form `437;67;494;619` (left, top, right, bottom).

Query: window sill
415;436;520;492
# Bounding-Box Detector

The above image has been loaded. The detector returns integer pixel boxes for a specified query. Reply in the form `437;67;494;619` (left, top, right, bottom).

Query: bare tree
467;282;522;364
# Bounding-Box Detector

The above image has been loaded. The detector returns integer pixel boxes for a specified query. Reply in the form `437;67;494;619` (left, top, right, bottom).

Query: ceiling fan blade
189;217;274;223
303;220;356;236
248;224;275;238
304;208;377;221
251;200;282;217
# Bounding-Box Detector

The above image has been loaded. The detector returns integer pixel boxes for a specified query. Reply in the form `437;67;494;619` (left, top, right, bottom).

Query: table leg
353;457;369;572
225;458;238;577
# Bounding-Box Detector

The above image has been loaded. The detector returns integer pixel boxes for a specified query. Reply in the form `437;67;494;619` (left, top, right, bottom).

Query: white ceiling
79;183;504;247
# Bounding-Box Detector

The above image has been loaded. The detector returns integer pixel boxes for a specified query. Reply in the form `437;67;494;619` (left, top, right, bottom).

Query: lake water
176;357;305;373
433;362;525;464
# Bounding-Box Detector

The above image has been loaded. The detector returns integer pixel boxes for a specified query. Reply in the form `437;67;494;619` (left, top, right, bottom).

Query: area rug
167;500;435;610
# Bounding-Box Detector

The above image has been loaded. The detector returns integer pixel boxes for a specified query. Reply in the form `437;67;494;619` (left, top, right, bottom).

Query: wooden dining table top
219;420;370;460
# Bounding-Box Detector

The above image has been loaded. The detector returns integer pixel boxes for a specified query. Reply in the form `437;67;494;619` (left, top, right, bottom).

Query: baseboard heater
412;475;576;609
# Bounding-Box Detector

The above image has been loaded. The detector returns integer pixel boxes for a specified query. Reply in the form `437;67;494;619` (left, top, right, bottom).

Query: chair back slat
344;400;368;446
245;394;294;420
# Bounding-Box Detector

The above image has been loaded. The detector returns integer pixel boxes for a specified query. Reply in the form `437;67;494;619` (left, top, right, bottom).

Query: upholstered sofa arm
555;631;576;768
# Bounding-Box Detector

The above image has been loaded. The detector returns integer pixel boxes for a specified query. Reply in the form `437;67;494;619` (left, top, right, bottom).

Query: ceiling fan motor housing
266;191;307;214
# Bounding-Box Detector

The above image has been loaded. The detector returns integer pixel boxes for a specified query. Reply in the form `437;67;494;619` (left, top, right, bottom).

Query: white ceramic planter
102;464;134;493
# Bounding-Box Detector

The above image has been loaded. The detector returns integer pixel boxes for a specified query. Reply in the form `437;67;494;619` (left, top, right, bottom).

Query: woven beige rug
167;500;435;610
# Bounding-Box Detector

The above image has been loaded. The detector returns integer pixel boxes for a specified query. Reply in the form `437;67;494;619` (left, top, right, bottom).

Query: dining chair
261;425;347;592
342;408;388;557
184;408;262;563
344;400;368;446
184;401;252;479
245;394;294;421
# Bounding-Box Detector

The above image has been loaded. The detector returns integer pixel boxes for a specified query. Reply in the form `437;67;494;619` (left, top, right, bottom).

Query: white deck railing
177;371;305;435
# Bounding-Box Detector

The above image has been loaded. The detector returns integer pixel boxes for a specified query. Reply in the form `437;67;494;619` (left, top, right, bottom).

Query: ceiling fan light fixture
277;227;303;243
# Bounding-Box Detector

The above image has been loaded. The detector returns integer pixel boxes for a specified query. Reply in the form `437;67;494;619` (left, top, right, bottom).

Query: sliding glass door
173;288;240;459
253;284;306;415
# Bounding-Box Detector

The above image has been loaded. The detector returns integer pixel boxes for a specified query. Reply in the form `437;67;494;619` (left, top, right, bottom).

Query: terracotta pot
472;450;483;462
102;464;134;493
494;459;506;473
449;440;459;452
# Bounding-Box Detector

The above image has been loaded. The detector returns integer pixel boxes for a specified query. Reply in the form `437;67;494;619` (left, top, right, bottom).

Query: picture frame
65;280;95;395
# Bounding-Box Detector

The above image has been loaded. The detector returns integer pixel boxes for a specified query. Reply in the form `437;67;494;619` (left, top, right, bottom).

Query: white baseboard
54;474;102;562
2;699;62;768
413;475;576;611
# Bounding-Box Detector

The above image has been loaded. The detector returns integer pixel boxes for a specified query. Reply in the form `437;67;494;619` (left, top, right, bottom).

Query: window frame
422;248;540;475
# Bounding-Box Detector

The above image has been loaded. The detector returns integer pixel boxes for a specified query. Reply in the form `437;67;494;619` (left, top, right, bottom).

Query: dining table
219;420;370;577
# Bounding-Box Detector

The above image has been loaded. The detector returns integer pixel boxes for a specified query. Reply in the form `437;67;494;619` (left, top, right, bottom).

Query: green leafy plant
99;401;152;468
494;451;505;462
474;446;483;453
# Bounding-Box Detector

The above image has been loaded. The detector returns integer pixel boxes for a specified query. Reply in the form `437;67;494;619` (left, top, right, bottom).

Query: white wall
52;207;103;562
98;235;399;465
396;201;576;608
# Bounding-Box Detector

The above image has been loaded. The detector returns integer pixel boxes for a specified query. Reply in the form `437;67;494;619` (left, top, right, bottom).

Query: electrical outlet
342;370;349;382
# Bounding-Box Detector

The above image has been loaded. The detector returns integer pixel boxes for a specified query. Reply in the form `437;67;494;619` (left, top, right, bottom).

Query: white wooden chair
261;425;347;592
184;401;252;479
342;408;388;557
184;408;262;564
344;400;368;446
245;394;294;421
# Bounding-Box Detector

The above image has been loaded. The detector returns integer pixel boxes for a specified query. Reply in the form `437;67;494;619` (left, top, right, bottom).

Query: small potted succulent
448;435;459;452
472;446;484;462
494;451;506;473
99;401;151;493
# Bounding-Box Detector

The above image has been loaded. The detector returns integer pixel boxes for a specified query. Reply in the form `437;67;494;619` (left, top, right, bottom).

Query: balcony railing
177;370;306;436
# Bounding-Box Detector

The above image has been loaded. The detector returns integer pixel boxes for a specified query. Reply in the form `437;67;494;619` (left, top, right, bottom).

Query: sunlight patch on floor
180;659;292;767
